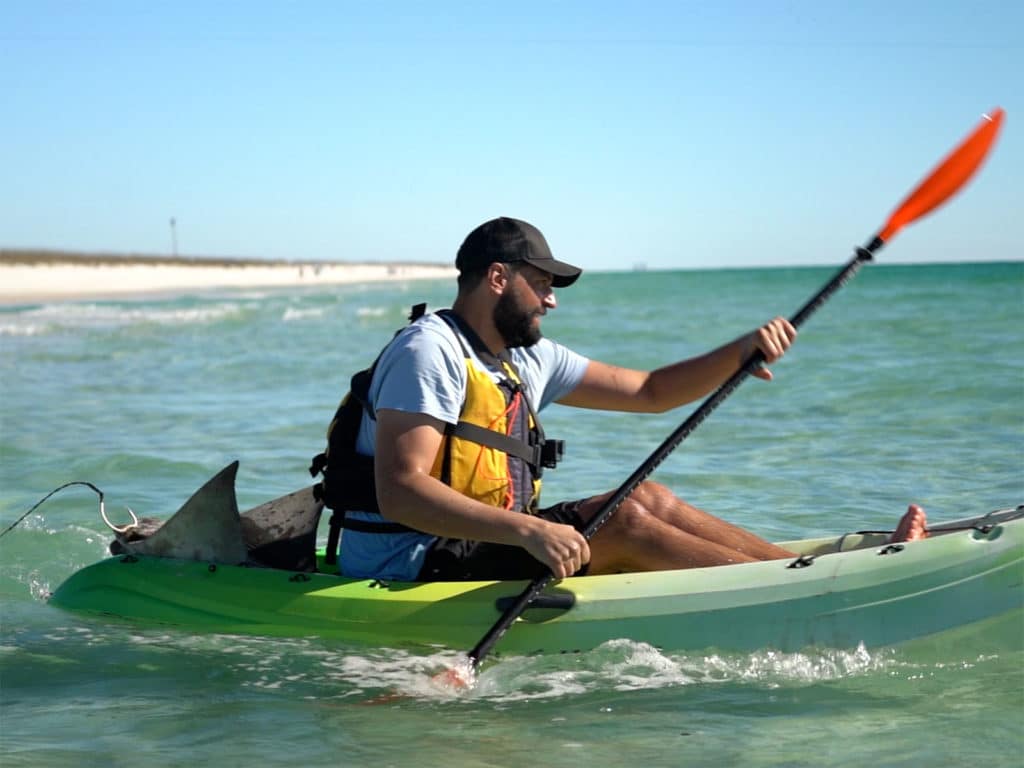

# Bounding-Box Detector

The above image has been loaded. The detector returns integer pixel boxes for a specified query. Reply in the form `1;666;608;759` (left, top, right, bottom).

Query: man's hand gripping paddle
436;108;1005;691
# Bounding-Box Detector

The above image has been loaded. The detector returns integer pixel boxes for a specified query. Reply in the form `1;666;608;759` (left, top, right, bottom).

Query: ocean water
1;262;1022;767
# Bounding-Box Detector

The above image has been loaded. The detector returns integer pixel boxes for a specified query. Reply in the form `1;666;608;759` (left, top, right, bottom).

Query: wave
282;306;326;322
0;301;245;335
356;306;390;318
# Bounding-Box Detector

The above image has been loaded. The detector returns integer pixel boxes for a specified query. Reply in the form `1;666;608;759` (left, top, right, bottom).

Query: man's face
493;264;555;348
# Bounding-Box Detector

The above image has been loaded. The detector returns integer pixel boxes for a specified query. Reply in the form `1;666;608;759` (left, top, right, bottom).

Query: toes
891;504;929;542
900;504;928;541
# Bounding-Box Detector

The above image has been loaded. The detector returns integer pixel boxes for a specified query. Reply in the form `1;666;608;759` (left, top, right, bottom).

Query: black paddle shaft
467;242;881;669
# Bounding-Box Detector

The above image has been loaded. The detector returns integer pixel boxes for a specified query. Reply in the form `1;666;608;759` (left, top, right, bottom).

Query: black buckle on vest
309;452;327;478
540;439;564;469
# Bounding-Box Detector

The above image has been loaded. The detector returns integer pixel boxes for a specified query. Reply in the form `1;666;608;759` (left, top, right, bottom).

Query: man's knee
608;494;658;531
631;480;677;510
584;481;679;532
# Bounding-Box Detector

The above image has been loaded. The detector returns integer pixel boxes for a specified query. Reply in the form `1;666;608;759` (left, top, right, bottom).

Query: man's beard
493;287;542;348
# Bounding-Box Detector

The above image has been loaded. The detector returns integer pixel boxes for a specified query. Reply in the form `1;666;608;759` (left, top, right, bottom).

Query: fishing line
0;481;106;540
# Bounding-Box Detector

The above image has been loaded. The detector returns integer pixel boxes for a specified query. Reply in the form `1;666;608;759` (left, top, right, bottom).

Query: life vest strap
337;515;419;534
323;509;421;565
446;420;542;468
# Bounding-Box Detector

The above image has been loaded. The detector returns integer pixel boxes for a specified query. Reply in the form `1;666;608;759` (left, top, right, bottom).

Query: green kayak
48;465;1023;654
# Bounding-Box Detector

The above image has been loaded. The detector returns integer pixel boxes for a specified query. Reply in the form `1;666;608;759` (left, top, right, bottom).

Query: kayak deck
50;507;1024;654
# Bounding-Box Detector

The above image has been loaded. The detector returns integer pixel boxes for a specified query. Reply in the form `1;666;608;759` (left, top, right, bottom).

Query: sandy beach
0;251;457;304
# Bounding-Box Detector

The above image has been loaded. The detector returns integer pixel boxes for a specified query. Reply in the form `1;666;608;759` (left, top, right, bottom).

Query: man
322;216;927;582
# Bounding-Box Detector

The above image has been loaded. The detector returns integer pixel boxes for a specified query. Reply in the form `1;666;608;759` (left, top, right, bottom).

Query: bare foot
890;503;928;542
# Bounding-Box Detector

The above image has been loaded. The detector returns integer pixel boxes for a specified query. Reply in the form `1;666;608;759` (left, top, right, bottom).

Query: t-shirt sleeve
369;323;466;425
520;339;589;410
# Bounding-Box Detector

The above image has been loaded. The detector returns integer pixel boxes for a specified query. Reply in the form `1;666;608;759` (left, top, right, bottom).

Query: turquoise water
1;262;1022;767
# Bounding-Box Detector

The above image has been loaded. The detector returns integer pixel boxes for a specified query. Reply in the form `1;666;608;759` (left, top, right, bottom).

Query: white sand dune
0;258;457;304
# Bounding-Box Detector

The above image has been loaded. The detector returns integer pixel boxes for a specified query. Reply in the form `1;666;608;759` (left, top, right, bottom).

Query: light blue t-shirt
339;312;589;580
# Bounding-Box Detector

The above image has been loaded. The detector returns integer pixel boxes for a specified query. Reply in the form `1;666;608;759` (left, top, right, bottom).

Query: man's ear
486;262;510;295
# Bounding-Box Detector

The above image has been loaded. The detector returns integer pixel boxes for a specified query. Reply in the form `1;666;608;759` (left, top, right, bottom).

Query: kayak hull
50;508;1024;654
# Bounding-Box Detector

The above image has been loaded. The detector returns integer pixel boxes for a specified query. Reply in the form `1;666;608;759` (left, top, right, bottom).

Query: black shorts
416;500;589;582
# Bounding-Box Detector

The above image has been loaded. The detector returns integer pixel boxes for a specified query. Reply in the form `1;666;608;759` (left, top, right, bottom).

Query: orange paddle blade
432;665;475;690
879;107;1005;243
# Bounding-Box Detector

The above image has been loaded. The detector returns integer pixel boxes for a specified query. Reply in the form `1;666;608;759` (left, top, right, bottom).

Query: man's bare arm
373;408;589;578
560;317;796;413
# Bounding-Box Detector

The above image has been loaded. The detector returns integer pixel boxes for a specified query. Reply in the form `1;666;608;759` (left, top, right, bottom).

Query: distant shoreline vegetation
0;248;446;269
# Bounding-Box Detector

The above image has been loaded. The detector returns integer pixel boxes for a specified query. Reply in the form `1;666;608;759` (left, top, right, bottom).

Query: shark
104;461;324;572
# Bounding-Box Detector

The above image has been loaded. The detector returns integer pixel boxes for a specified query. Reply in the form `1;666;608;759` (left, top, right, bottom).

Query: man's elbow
375;471;427;524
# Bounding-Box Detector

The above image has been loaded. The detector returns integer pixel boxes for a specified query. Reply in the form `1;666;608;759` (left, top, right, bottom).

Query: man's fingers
757;317;797;363
579;538;591;564
554;533;589;578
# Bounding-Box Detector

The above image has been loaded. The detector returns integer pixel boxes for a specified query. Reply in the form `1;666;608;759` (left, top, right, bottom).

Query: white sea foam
0;322;49;337
3;301;243;333
282;306;326;322
190;637;897;703
471;639;895;701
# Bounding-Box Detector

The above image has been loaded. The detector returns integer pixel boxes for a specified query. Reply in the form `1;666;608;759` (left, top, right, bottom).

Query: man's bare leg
626;482;797;559
573;483;796;574
585;510;763;573
573;484;929;574
579;482;795;563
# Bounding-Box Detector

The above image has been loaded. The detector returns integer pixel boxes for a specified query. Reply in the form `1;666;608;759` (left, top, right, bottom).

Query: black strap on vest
339;517;417;534
445;420;540;465
434;310;554;472
435;310;564;469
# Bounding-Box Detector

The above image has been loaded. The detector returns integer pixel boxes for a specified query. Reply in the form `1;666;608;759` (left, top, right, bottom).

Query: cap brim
528;258;582;288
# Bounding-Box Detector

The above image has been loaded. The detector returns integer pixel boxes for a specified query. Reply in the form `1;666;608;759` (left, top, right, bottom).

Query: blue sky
2;1;1020;270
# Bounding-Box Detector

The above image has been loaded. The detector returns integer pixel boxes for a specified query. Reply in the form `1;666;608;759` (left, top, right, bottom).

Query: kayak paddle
442;107;1005;688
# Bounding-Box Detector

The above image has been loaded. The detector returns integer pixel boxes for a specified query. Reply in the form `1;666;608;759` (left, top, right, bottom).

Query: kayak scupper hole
971;524;1003;541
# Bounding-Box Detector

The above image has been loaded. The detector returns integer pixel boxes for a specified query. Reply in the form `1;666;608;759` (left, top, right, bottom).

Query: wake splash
465;639;895;702
189;636;899;703
23;621;1008;708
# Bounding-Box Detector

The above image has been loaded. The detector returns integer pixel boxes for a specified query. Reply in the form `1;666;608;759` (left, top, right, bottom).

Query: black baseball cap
455;217;582;288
